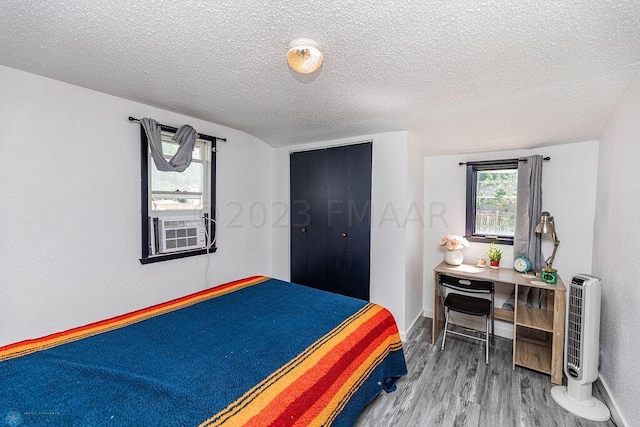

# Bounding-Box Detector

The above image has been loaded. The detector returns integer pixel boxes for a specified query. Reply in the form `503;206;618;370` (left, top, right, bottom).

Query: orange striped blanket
0;276;407;426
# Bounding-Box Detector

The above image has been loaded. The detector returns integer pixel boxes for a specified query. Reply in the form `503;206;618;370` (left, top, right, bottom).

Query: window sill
465;236;514;246
139;247;217;264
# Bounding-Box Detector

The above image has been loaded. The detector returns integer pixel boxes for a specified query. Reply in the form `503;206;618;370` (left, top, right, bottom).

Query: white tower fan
551;274;610;421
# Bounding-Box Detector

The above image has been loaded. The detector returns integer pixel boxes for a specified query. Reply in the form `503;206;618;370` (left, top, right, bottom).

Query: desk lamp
535;211;560;283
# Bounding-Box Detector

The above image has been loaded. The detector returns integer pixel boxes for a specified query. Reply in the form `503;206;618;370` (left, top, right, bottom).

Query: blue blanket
0;277;406;426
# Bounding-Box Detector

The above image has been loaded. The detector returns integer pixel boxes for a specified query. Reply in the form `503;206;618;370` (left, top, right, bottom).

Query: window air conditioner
155;217;207;254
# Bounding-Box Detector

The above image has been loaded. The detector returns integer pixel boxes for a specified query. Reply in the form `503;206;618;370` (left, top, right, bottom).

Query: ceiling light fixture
287;38;323;74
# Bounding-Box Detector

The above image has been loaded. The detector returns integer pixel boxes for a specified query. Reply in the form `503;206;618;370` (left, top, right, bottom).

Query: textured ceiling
1;1;639;152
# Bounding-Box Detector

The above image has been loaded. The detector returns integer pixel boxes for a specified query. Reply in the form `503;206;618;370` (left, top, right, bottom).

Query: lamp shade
535;211;556;234
287;38;323;74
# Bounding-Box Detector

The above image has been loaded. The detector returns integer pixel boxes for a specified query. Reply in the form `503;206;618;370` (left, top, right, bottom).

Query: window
150;134;207;212
465;159;518;244
139;124;217;264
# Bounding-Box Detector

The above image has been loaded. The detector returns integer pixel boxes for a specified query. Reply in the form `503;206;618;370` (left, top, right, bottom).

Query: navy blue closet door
290;149;328;292
345;143;372;301
326;146;350;295
290;150;309;286
290;143;371;301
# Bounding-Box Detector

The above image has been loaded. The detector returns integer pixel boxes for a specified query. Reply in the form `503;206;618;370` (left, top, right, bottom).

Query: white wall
423;141;599;337
271;131;422;337
369;133;409;335
0;66;273;346
593;72;640;425
405;135;425;332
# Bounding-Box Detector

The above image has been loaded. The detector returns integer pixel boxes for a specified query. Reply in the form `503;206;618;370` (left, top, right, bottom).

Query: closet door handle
301;228;307;233
341;232;347;238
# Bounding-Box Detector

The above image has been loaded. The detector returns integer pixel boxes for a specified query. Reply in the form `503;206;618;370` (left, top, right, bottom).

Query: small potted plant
476;254;487;268
486;242;502;269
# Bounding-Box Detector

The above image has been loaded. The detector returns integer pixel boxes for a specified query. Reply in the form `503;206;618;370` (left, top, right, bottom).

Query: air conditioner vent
567;283;584;379
157;217;207;253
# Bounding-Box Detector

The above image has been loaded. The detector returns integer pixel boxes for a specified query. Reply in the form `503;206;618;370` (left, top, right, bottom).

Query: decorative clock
514;255;532;273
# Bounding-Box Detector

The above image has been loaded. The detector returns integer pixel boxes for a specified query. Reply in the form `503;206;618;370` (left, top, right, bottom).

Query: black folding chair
438;274;495;364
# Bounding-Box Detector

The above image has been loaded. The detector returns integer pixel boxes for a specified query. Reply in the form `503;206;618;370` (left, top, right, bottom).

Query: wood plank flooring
356;317;614;426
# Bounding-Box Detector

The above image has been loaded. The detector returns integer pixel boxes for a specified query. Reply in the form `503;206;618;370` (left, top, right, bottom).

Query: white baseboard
400;311;424;342
596;374;629;427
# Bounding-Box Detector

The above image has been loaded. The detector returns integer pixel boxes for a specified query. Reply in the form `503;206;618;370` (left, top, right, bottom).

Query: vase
490;260;500;269
444;250;464;266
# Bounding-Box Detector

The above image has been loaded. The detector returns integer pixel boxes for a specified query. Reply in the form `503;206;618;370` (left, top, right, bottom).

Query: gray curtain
514;154;543;268
514;154;544;308
141;117;199;172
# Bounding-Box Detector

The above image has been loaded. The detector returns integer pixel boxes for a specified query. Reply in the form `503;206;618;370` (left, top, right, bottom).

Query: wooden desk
432;262;566;384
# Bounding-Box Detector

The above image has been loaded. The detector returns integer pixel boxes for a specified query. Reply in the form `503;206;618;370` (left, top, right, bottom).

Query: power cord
152;216;216;288
202;216;217;288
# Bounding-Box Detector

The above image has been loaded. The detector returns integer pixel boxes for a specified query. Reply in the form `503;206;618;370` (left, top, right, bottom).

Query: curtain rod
458;157;550;166
128;116;227;142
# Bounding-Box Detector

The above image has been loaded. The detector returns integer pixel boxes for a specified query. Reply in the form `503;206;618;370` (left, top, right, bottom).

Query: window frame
139;123;217;264
465;159;518;245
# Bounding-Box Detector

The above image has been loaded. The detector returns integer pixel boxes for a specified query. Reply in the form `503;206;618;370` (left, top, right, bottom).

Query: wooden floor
356;317;614;427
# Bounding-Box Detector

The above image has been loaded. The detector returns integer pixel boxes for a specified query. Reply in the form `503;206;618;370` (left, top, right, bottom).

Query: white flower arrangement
439;235;470;251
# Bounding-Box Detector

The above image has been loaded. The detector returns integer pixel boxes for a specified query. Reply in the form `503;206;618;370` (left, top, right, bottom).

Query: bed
0;276;407;426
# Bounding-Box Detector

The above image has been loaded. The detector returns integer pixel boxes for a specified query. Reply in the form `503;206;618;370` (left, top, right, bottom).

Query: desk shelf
516;305;554;332
494;307;514;323
514;339;552;375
